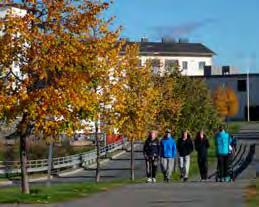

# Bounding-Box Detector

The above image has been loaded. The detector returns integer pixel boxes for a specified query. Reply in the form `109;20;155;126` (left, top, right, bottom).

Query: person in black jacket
143;130;160;183
177;130;194;182
194;130;210;181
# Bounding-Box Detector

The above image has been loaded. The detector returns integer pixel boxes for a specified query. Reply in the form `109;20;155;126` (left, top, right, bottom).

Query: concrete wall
201;74;259;121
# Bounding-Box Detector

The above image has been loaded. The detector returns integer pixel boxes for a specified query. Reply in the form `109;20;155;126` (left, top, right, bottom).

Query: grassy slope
245;180;258;207
0;181;131;204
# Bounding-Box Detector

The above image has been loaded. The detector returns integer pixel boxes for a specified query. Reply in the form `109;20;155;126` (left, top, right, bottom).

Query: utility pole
246;58;250;122
47;142;53;187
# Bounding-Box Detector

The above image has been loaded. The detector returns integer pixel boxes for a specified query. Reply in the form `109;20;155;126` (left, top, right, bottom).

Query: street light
246;63;250;122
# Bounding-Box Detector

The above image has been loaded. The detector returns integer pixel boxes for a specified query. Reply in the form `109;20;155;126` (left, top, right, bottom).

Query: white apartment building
0;4;27;78
121;38;215;76
0;4;26;18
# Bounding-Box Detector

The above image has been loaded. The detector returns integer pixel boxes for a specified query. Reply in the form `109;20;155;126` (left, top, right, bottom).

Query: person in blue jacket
160;129;177;182
215;125;231;182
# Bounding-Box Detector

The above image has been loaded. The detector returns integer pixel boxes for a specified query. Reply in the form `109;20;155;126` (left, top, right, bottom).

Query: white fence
0;139;127;175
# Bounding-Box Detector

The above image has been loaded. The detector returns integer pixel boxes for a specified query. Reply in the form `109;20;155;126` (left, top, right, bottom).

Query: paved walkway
1;123;258;207
0;181;248;207
52;123;258;207
48;143;146;184
58;181;247;207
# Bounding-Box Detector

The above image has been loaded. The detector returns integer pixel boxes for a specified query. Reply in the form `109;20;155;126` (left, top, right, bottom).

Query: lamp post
246;68;250;122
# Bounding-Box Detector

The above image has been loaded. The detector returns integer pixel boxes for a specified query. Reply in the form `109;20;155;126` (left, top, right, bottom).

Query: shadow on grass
0;181;128;204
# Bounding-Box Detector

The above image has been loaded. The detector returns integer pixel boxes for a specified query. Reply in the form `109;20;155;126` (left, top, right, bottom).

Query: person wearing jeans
160;129;177;182
143;131;160;183
177;130;194;182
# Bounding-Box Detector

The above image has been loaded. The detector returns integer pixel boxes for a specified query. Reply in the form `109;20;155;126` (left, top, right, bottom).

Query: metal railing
0;139;127;175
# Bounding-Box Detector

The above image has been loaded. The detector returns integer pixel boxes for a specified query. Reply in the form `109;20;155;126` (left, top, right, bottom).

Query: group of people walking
143;126;236;183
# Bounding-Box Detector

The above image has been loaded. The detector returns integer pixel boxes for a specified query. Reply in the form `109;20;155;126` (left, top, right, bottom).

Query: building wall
0;6;26;78
140;55;212;76
202;74;259;121
0;7;26;18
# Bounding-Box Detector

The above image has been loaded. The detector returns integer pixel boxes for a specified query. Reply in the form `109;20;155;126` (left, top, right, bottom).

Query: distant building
0;4;27;78
121;38;215;76
211;65;240;75
195;73;259;121
0;4;26;18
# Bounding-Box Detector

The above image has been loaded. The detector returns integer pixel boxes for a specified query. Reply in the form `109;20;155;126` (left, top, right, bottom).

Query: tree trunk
130;140;135;181
95;121;101;183
47;142;53;187
20;133;30;194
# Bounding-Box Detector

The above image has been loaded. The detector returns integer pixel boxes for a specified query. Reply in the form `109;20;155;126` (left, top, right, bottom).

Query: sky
106;0;259;73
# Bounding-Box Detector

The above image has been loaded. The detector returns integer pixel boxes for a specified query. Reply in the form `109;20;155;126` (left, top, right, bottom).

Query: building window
182;61;188;70
138;59;142;67
199;61;206;70
165;59;178;72
151;59;160;74
237;79;247;92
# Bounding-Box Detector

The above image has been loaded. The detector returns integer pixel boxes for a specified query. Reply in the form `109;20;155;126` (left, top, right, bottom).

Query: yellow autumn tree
109;44;159;181
213;86;239;121
153;74;182;134
0;0;122;193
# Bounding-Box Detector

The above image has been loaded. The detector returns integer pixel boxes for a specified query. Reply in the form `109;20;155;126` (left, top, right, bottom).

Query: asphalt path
53;144;146;183
50;123;259;207
1;122;258;207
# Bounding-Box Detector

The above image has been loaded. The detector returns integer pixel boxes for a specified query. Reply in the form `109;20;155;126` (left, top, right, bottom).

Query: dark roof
121;41;215;57
0;3;20;8
0;3;27;10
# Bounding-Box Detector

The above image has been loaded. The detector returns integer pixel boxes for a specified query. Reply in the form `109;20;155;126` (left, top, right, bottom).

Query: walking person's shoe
224;176;231;182
146;178;152;183
163;177;169;183
152;178;156;183
183;177;188;182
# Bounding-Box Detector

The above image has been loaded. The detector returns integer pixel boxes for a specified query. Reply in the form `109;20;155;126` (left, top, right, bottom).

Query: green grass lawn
227;122;242;134
245;180;258;207
0;180;130;204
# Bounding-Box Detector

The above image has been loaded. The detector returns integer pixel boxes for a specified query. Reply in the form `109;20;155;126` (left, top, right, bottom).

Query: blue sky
106;0;259;73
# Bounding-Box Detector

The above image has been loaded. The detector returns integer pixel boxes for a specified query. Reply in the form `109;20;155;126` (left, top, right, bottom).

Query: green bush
153;71;222;138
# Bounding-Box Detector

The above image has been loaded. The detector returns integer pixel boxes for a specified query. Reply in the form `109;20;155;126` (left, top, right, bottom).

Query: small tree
213;86;239;122
110;45;159;181
153;74;182;134
157;69;221;137
174;76;221;136
0;0;119;193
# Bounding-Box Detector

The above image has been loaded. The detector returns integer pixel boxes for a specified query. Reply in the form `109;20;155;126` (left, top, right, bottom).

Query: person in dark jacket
195;130;210;181
160;129;177;182
177;130;194;182
143;130;160;183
